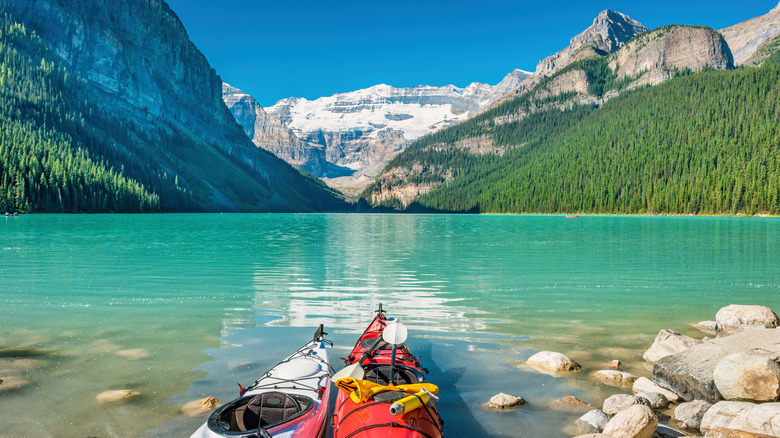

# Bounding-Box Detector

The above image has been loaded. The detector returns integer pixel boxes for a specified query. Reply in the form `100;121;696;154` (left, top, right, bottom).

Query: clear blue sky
165;0;777;107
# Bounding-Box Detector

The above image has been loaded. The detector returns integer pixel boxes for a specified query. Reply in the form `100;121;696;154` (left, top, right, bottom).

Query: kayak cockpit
207;391;314;434
362;364;423;385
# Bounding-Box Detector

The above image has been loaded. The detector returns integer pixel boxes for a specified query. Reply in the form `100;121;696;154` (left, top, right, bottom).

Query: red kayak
332;305;444;438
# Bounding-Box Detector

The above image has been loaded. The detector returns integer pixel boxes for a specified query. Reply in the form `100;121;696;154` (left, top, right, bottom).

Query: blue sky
165;0;777;107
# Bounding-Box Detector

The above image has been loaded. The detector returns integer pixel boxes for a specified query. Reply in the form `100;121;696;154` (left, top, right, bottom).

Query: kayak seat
363;365;419;385
244;391;302;428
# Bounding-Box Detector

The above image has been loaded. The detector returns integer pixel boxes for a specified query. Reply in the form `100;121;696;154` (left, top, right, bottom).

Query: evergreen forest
367;61;780;215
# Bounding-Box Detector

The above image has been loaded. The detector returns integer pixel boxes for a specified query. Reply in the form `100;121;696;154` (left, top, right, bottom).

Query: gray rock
674;399;712;430
635;391;669;409
576;409;610;434
603;394;650;416
721;3;780;65
652;327;780;403
632;377;681;403
486;392;525;410
700;401;756;434
713;352;780;402
603;404;658;438
715;305;779;331
643;329;703;363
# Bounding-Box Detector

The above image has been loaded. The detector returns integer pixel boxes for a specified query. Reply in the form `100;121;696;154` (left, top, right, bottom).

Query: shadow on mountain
322;163;357;178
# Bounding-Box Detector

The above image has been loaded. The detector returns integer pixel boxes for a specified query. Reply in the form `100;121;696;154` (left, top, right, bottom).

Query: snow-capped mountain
264;69;530;193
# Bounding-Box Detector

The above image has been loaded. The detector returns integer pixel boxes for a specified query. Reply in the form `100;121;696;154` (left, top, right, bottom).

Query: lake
1;213;778;437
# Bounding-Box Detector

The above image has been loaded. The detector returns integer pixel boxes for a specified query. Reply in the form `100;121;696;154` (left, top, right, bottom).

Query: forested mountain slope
366;63;780;215
0;1;345;213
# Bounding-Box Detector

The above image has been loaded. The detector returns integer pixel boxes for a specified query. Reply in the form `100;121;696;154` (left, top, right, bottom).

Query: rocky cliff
264;69;530;194
720;2;780;65
610;25;734;88
4;0;343;211
222;84;327;176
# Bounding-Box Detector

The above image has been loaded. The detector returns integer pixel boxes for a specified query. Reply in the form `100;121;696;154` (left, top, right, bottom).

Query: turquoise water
1;214;778;437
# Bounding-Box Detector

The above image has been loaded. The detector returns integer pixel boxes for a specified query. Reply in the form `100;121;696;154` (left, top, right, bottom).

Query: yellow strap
334;377;439;403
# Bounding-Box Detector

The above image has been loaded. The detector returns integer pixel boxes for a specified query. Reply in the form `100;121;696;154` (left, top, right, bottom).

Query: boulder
700;401;756;434
713;352;780;402
96;389;141;404
674;399;712;430
635;391;669;409
704;428;776;438
727;402;780;436
632;377;681;402
182;396;220;417
486;392;525;410
594;370;638;386
576;409;610;434
603;394;649;416
652;327;780;403
715;305;779;331
602;404;658;438
525;351;581;373
692;321;718;333
549;395;594;414
643;329;703;363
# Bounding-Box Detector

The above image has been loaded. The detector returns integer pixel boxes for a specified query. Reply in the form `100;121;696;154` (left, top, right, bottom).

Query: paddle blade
382;322;408;345
332;363;365;381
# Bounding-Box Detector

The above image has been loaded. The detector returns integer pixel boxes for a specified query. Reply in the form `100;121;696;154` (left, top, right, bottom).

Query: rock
525;351;581;373
602;404;658;438
692;321;718;333
182;396;220;417
576;409;610;434
632;377;681;403
0;375;32;393
635;391;669;409
11;359;47;370
655;424;686;438
713;352;780;402
573;435;614;438
643;329;703;363
607;360;622;369
549;396;594;414
603;394;649;416
727;402;780;436
594;370;639;386
116;348;151;361
674;399;712;430
652;327;780;403
715;305;779;331
704;428;776;438
96;389;141;404
720;3;780;65
700;401;756;434
485;393;525;410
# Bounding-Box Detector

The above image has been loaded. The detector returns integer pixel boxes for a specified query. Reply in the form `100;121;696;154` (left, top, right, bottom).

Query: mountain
501;10;647;102
222;84;328;176
365;12;757;214
263;69;530;195
720;2;780;65
1;0;345;212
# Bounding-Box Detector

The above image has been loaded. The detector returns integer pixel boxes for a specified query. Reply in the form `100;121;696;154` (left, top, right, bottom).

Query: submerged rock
602;404;657;438
715;305;779;331
525;351;582;373
549;396;594;414
486;392;525;410
713;352;780;402
594;370;638;386
0;375;32;393
652;327;780;402
576;409;610;434
643;329;703;363
607;360;622;369
674;399;712;430
116;348;151;361
96;389;141;404
182;396;220;417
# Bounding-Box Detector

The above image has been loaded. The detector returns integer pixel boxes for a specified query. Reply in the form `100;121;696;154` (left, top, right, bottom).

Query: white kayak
190;325;332;438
